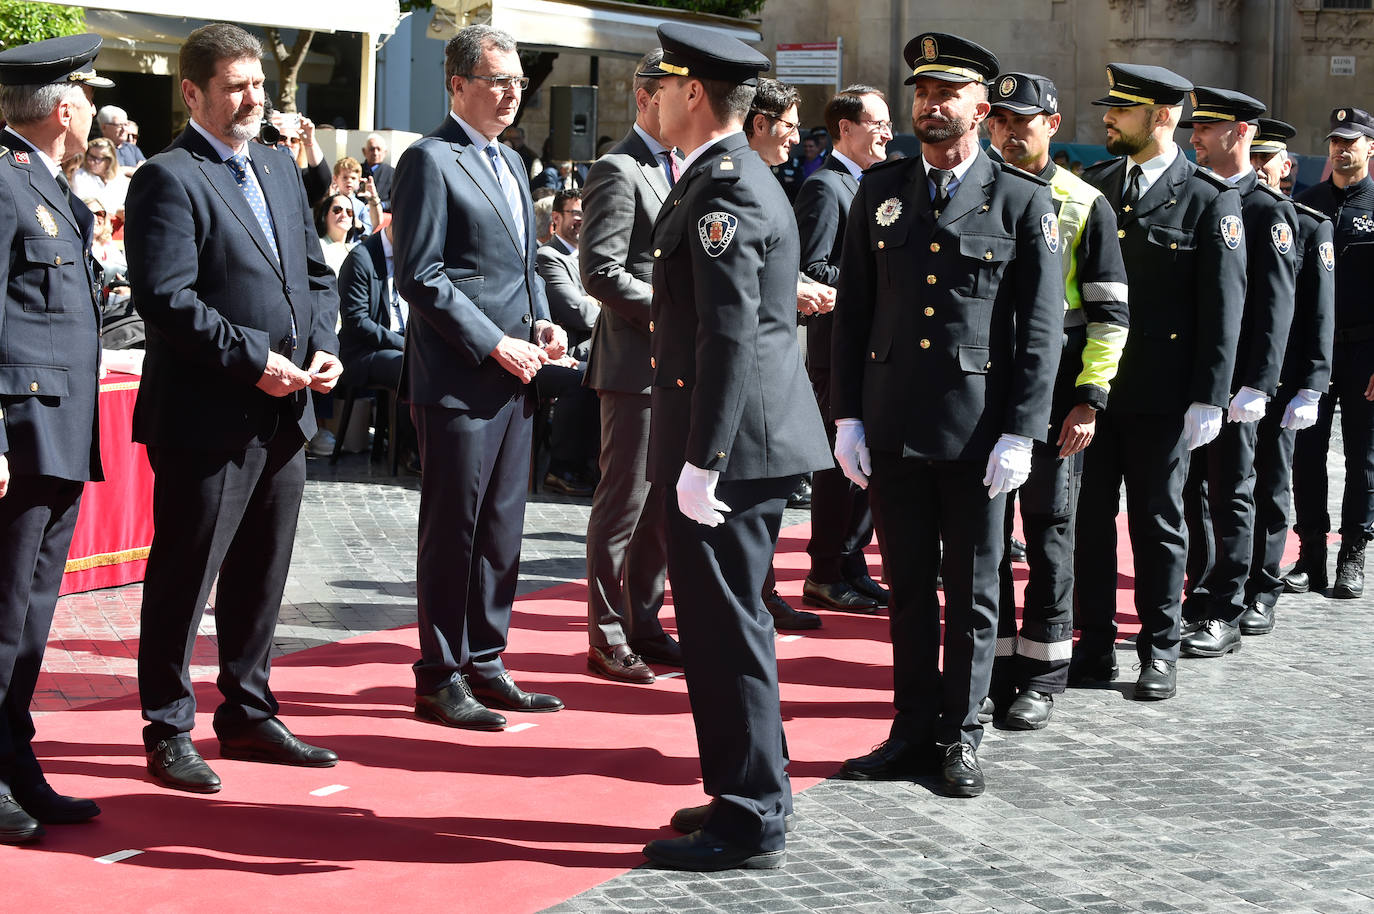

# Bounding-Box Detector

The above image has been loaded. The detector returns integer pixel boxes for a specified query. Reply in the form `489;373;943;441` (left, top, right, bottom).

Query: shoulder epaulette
1082;157;1120;177
1195;168;1233;191
997;161;1048;186
863;155;910;176
1253;180;1287;202
0;145;9;159
1292;199;1331;222
711;155;742;181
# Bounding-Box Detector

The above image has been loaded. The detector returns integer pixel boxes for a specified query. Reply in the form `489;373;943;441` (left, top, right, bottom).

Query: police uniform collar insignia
698;211;738;258
1319;241;1336;271
35;204;58;237
14;151;30;164
1041;213;1059;253
875;197;902;226
1270;222;1292;255
1220;214;1243;250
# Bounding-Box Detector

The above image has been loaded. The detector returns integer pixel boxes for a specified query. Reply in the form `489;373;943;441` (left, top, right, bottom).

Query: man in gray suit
579;49;684;684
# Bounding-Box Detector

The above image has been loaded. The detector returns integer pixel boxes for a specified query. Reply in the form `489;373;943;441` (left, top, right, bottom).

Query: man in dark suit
639;24;832;871
392;25;567;732
535;188;600;495
360;133;394;210
830;33;1063;798
794;85;891;615
125;23;343;794
580;49;684;684
1241;119;1334;636
1181;88;1297;659
338;224;405;392
0;33;110;844
1072;65;1246;700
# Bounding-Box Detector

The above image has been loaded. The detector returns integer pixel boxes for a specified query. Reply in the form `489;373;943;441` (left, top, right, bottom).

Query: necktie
1121;164;1144;211
225;154;279;263
661;150;680;188
484;144;528;251
390;278;407;333
54;170;80;222
930;168;954;212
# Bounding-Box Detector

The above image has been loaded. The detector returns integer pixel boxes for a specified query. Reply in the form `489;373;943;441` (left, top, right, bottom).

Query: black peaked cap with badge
1326;107;1374;140
639;22;770;86
1092;63;1190;107
903;32;998;86
0;32;113;88
1179;86;1265;128
1252;118;1297;156
990;72;1059;116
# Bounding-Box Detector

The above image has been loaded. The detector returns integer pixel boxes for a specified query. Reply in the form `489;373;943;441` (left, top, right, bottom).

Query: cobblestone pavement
37;434;1374;914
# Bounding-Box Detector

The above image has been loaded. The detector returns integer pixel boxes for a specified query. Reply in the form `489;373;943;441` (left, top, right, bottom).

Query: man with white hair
361;132;393;208
97;103;144;174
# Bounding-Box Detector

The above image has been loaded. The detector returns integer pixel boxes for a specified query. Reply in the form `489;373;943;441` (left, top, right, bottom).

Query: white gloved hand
1227;386;1269;423
834;418;871;489
676;462;731;527
982;433;1034;498
1281;388;1322;431
1184;402;1224;450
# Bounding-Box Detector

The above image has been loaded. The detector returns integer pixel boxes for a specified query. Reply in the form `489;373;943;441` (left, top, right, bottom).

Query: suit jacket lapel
180;128;285;277
1131;154;1188;222
251;152;290;279
626;129;670;203
433;117;527;259
3;129;82;234
938;151;993;229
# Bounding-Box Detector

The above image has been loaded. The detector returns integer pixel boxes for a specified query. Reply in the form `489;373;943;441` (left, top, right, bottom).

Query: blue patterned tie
484;144;527;251
226;153;279;263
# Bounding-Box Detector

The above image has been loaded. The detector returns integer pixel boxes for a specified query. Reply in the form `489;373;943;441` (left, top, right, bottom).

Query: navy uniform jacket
646;134;831;484
1283;202;1336;392
1231;170;1298;397
1082;153;1246;412
391;116;550;413
795;155;858;422
125;128;339;451
337;231;402;369
0;131;102;482
831;150;1064;460
1295;175;1374;336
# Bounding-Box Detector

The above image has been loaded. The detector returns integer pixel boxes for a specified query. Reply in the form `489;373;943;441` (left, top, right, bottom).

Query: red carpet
7;520;1288;911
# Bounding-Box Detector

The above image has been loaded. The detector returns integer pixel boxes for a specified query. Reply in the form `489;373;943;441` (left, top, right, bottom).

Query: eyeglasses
858;119;894;133
463;73;529;91
91;210;108;219
86;154;112;162
763;113;801;134
330;205;349;215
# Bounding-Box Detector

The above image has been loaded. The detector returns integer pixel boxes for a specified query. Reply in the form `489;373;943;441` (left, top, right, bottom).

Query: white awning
45;0;402;36
428;0;761;58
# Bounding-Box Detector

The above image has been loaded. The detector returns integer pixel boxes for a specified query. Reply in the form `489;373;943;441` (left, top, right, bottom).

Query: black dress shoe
1283;537;1328;593
786;477;812;509
670;803;795;834
219;717;339;767
643;829;784;871
543;470;594;497
802;578;880;614
1067;647;1118;686
1181;619;1243;658
587;646;656;684
763;590;822;631
415;680;507;731
838;737;937;780
1133;659;1177;701
1008;537;1027;562
630;634;684;666
12;781;100;824
0;795;43;844
469;672;564;712
1003;690;1053;731
940;742;985;798
1238;602;1276;636
846;573;889;607
148;736;222;793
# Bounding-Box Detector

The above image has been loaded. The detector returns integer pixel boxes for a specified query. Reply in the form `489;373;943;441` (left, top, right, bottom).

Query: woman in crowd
72;137;130;217
83;195;126;279
315;191;357;275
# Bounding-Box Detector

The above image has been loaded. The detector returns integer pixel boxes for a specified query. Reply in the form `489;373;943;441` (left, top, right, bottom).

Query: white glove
983;433;1034;498
1281;388;1322;431
833;418;871;489
1227;386;1269;424
676;462;731;527
1184;402;1224;450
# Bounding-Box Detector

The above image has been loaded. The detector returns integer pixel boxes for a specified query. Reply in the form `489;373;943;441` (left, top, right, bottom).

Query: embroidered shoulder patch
1041;213;1060;254
1270;222;1292;255
1319;241;1335;272
698;212;738;258
1220;214;1243;250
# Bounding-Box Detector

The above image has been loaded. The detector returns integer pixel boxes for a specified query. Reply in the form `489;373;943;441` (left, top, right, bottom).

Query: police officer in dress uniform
639;23;831;871
1071;65;1246;700
1180;88;1298;659
1240;119;1335;635
1288;108;1374;599
983;73;1129;730
0;34;110;843
830;33;1063;797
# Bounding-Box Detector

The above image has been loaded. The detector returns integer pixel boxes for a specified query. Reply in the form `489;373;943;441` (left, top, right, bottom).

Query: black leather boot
1282;536;1328;594
1333;538;1367;599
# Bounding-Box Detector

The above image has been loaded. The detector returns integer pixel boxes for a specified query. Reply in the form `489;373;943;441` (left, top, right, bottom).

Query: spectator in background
533;193;555;244
97;103;144;174
1053;149;1071;169
82;195;127;279
60;149;82;185
331;155;379;236
551;160;582;191
72;136;129;217
274;113;330;204
124;119;140;147
500;124;540;181
799;132;825;179
315;192;357;275
361;133;394;208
